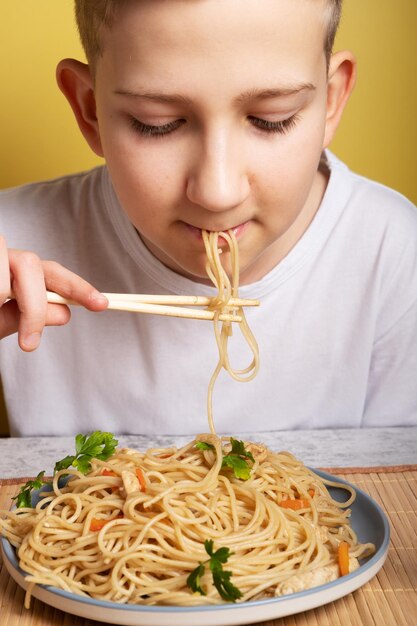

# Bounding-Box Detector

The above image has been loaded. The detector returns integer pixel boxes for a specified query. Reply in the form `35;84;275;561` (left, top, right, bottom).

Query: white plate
1;470;390;626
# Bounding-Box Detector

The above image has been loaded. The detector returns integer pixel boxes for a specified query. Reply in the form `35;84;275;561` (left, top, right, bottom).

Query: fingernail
23;332;41;350
91;291;108;304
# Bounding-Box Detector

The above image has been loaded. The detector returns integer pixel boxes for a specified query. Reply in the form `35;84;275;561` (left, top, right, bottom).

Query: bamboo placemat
0;467;416;626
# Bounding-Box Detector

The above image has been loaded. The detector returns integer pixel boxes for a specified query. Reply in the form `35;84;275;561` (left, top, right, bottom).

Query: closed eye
248;115;299;134
130;117;186;137
130;114;298;137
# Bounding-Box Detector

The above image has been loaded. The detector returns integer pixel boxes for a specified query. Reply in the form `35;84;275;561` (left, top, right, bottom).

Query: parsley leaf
54;431;118;475
195;441;215;451
204;538;215;556
54;455;76;473
12;471;46;509
229;438;255;463
221;438;254;480
208;546;231;564
197;438;255;480
221;455;252;480
211;567;243;602
12;431;119;509
186;562;206;596
186;539;242;602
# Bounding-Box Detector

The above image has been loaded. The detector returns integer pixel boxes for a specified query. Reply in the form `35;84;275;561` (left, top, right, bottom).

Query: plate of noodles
0;435;389;626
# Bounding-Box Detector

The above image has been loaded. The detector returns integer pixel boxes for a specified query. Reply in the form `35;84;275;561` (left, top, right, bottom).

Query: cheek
104;137;180;213
259;143;321;205
254;131;325;233
96;107;180;204
273;118;325;193
255;102;325;179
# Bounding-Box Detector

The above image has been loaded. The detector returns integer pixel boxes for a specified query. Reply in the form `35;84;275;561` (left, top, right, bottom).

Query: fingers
0;300;71;341
43;260;108;312
9;249;48;350
1;244;109;351
0;235;11;305
0;237;17;339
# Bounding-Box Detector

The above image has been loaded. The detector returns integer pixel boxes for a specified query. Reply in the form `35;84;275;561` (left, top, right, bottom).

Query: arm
0;235;108;351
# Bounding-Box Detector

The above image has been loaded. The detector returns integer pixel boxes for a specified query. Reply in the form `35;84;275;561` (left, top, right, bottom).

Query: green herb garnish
54;431;118;474
187;539;242;602
196;437;255;480
12;471;46;508
12;431;119;508
221;438;254;480
186;562;206;595
195;441;215;451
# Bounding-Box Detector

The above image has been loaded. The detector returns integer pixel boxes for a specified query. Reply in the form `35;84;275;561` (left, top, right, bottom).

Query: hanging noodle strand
202;230;259;433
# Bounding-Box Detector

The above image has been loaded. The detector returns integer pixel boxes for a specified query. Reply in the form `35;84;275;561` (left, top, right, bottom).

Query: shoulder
326;151;417;245
328;151;416;214
0;166;107;252
325;151;417;299
0;166;106;217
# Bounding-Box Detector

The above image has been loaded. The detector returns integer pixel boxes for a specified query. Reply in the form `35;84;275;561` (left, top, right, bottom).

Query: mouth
184;221;250;243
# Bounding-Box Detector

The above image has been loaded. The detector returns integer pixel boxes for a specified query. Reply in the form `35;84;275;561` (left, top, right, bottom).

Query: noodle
0;436;375;606
202;230;259;433
0;230;375;606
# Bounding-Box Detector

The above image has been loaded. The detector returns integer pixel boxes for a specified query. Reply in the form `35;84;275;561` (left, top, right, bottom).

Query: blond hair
75;0;342;71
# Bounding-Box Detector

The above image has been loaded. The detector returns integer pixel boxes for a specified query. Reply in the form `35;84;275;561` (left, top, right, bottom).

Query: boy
0;0;416;436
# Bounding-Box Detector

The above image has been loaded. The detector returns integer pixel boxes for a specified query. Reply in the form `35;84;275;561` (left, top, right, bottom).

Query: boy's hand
0;236;108;351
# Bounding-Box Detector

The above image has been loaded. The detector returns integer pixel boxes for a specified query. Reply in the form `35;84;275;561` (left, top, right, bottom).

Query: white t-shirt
1;153;416;436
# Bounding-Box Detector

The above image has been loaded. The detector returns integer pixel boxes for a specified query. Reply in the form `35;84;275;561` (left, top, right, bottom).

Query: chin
162;253;210;282
176;264;213;283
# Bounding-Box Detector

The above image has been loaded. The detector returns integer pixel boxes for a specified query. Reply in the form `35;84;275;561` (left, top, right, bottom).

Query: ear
56;59;104;157
322;51;357;149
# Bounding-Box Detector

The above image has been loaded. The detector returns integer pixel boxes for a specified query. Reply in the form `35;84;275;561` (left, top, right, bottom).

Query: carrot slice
90;513;123;532
101;468;119;492
102;469;118;477
136;467;146;492
338;541;350;576
279;498;310;510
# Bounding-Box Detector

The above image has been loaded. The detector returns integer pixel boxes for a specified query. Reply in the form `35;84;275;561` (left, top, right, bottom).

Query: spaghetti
0;435;374;606
202;230;259;433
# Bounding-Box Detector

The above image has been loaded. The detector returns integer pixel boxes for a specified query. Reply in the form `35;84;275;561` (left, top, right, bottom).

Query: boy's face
90;0;343;284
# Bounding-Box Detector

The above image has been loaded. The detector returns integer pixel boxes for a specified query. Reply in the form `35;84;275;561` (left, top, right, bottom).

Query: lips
185;221;250;242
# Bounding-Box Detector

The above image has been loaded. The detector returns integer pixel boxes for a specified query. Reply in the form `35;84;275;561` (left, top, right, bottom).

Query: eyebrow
114;89;193;104
114;83;315;105
235;84;316;102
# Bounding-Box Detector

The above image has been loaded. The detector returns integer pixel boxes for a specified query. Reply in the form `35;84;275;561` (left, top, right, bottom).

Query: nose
186;128;250;213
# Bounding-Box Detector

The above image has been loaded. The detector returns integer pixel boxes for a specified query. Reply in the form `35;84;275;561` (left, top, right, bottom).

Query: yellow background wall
0;1;416;435
1;0;416;202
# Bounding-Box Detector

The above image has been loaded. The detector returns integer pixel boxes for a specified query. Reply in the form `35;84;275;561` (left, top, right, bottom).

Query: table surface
0;426;416;477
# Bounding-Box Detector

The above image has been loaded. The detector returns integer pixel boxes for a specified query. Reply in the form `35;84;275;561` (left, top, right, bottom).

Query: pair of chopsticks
45;291;259;322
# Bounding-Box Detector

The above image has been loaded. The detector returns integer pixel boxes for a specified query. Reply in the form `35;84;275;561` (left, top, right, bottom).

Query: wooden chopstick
45;291;243;322
100;293;260;307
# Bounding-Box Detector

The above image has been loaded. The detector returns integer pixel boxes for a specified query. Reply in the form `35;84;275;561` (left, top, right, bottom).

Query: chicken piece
275;557;360;596
245;442;269;463
315;524;329;544
121;470;140;495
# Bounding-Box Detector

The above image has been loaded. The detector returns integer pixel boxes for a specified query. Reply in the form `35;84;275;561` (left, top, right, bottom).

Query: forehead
98;0;328;92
